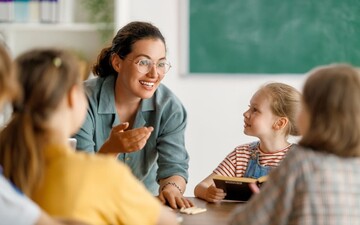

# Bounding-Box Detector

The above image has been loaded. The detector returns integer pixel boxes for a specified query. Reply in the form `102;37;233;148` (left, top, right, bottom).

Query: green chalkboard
189;0;360;74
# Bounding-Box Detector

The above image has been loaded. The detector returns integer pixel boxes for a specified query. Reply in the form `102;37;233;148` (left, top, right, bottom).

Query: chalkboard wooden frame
180;0;360;76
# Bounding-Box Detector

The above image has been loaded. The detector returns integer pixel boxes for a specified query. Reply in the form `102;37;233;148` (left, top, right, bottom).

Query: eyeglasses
134;58;172;75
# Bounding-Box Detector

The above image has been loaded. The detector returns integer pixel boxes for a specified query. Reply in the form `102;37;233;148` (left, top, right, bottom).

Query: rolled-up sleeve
156;101;189;182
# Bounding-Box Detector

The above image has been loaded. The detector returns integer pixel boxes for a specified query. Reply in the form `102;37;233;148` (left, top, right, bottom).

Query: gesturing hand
100;122;154;154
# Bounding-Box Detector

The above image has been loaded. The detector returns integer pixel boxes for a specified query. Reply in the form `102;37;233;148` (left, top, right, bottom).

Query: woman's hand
100;122;154;154
158;176;194;209
158;186;194;209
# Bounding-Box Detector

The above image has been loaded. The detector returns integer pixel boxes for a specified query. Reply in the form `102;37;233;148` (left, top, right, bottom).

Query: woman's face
116;38;167;100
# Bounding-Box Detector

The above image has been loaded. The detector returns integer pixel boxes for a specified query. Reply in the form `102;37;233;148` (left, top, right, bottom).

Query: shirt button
126;157;131;161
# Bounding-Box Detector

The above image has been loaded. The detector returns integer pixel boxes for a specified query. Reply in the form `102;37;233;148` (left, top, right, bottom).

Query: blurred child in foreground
0;45;88;225
0;48;178;225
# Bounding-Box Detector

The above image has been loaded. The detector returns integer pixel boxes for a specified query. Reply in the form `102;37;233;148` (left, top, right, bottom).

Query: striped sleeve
213;144;252;177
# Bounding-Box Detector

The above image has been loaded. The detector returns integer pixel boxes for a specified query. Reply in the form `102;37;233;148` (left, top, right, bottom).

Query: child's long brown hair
0;48;80;195
299;64;360;157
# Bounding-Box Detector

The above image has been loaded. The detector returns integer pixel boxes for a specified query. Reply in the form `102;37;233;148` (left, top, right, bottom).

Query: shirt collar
98;75;117;114
141;95;155;111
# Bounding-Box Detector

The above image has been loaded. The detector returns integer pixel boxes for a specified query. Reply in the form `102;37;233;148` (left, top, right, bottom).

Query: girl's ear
67;85;75;108
111;54;122;73
67;84;79;108
273;117;289;131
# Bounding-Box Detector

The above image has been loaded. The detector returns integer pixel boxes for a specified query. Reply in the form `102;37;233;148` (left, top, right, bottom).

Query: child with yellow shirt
0;48;178;225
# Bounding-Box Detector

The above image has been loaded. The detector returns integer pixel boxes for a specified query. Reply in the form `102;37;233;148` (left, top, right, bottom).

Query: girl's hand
204;185;227;203
249;182;260;194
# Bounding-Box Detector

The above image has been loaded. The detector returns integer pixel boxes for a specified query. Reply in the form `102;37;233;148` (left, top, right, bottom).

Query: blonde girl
194;82;301;203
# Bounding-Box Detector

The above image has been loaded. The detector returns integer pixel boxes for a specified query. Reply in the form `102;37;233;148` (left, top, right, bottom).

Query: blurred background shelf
0;22;101;31
0;22;104;61
0;0;114;59
0;0;115;126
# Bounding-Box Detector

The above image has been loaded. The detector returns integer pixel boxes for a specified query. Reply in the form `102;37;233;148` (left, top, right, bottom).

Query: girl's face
243;89;279;139
70;83;88;135
296;99;310;136
116;38;167;100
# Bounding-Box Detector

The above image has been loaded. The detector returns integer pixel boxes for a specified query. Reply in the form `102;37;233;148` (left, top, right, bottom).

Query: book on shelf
213;175;268;202
40;0;58;23
0;0;14;22
0;0;74;23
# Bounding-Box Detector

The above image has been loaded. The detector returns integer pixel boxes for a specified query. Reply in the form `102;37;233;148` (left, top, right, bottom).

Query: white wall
116;0;307;196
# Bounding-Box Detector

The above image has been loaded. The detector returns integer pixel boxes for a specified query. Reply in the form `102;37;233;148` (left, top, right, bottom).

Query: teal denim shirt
74;75;189;194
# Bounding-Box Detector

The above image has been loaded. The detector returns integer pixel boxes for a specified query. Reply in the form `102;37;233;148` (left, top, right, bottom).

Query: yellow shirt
31;145;161;225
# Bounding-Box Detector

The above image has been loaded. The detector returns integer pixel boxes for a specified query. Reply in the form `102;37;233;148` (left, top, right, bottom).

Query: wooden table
177;197;243;225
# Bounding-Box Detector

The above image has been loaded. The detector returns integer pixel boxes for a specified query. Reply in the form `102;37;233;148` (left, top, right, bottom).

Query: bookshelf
0;23;104;59
0;0;115;126
0;0;114;61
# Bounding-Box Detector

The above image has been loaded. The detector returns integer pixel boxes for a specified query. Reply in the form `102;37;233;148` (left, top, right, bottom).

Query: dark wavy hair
92;21;166;77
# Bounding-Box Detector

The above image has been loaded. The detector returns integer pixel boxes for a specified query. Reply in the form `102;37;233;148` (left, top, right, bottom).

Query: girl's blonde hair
299;64;360;157
0;48;80;195
261;82;301;136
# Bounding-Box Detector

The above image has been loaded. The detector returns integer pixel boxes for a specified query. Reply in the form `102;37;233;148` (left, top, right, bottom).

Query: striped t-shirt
213;142;292;177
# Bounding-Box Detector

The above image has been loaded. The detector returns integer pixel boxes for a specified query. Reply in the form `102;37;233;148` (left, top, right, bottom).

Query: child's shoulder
234;141;259;152
234;141;258;148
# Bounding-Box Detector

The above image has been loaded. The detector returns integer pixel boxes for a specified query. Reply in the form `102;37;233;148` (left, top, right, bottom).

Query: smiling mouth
140;81;155;87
